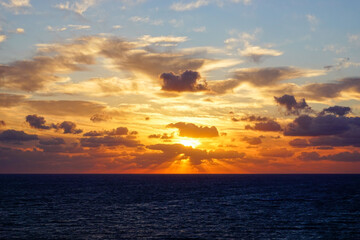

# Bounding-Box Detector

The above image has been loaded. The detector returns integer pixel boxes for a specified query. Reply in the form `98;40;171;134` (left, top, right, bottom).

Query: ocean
1;174;360;239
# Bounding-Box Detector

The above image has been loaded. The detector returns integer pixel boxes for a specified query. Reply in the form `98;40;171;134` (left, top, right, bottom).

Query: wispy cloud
129;16;163;25
1;0;31;13
306;14;319;32
170;0;209;11
225;29;283;63
55;0;96;15
170;0;251;11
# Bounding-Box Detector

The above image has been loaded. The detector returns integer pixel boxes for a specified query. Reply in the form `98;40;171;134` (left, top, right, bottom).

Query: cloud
306;14;318;32
83;127;129;137
170;0;251;11
55;0;96;15
0;129;38;143
0;35;6;43
284;115;352;137
26;100;106;116
80;136;141;148
299;77;360;101
139;35;188;44
53;121;83;134
167;122;219;138
90;114;112;122
1;0;31;13
148;133;174;139
161;70;209;92
0;36;212;91
38;137;65;145
299;151;360;162
210;67;325;94
129;16;163;25
26;114;51;130
242;136;262;145
0;39;97;91
0;120;6;127
288;138;310;148
245;120;282;132
15;28;24;33
170;0;209;11
193;26;206;32
240;115;269;122
323;57;360;71
0;93;26;107
145;143;245;166
260;148;294;158
320;106;351;116
239;45;283;63
233;67;325;87
274;94;312;115
225;29;282;63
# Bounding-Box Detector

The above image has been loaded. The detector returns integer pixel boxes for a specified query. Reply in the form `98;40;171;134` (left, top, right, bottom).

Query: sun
178;139;201;148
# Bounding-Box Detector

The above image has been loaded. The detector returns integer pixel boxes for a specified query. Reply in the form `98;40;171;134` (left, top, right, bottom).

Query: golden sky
1;0;360;173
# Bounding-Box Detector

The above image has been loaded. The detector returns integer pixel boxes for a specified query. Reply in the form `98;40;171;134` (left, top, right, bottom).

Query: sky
1;0;360;173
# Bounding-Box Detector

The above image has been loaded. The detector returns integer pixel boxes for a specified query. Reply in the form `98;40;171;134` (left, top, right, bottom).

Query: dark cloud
160;70;208;92
242;136;262;145
90;114;112;122
320;106;351;116
80;136;141;148
232;115;269;122
0;120;5;127
0;93;26;108
241;115;269;122
38;137;65;145
298;151;360;162
288;138;310;148
274;94;312;115
83;127;129;137
26;114;51;130
260;148;294;158
167;122;219;138
245;120;282;132
0;129;38;143
107;127;128;136
284;115;350;136
148;133;174;139
284;112;360;148
53;121;83;134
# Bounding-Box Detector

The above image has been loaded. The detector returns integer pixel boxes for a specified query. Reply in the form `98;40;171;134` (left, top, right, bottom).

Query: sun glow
178;139;201;148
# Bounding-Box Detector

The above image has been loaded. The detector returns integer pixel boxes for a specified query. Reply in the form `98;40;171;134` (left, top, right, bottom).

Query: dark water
1;174;360;239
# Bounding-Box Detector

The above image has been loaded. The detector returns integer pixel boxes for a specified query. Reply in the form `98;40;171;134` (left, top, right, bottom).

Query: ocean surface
1;174;360;239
